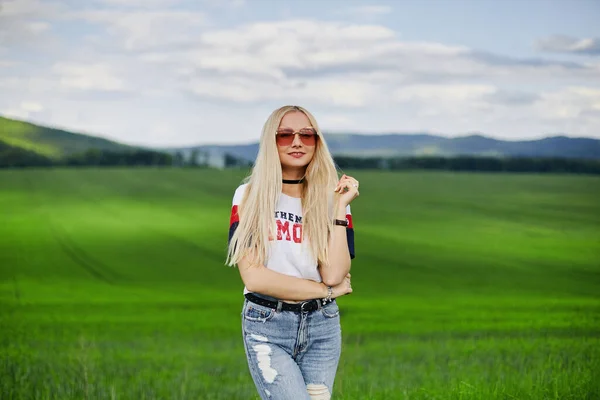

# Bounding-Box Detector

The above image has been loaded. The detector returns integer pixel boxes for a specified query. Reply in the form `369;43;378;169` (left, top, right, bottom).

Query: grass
1;167;599;399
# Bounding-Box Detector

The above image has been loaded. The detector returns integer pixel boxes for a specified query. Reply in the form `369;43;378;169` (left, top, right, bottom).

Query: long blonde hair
226;105;341;268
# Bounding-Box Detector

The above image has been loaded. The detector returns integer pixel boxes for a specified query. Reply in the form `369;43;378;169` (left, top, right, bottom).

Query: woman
226;105;359;400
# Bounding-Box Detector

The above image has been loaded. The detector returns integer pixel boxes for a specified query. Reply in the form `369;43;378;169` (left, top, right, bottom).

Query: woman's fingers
335;174;359;185
335;175;359;191
337;181;355;193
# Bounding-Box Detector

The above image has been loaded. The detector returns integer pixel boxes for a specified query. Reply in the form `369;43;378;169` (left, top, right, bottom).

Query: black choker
282;178;304;184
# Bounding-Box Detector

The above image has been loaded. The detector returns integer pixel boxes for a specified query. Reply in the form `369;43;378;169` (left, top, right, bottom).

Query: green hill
0;115;131;159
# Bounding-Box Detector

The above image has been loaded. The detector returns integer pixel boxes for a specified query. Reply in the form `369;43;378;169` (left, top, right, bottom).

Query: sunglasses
275;127;319;146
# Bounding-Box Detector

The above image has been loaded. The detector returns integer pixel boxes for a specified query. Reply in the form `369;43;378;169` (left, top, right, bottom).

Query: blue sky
1;0;599;146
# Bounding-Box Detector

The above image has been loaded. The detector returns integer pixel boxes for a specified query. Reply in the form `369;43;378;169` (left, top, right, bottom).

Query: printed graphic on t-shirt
228;184;355;259
274;211;302;243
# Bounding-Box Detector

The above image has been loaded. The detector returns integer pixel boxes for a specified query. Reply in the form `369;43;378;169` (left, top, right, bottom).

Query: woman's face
276;111;317;171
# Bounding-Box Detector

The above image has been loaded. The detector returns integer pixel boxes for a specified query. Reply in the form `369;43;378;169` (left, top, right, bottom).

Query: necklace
282;178;304;184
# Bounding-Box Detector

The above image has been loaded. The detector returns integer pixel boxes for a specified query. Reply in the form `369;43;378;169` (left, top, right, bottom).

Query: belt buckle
299;300;311;313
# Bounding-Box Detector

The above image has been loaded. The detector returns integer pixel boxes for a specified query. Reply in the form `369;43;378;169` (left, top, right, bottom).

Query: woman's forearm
239;262;328;301
320;202;352;286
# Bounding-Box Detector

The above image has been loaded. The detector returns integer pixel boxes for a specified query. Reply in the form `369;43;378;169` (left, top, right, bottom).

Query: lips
288;152;305;158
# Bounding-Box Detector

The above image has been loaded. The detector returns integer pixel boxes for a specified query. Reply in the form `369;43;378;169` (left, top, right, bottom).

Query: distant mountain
167;133;600;161
2;115;599;164
0;116;132;159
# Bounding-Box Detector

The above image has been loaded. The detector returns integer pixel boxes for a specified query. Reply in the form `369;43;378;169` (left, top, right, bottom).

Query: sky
1;0;599;147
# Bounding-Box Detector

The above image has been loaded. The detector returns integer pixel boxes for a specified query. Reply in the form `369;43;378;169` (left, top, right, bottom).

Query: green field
1;168;599;399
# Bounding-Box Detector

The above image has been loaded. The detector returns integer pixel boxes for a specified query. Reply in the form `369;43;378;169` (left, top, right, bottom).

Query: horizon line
1;114;597;150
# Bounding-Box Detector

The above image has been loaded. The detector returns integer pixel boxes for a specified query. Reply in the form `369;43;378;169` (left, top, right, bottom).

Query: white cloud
0;0;65;54
394;84;496;102
199;20;397;51
525;87;600;136
188;21;590;81
1;100;43;120
20;101;44;112
1;108;29;120
73;9;206;51
1;3;599;144
97;0;183;7
27;20;51;33
536;35;600;56
200;0;245;9
53;63;127;92
391;84;497;122
343;5;392;17
160;20;597;114
318;114;356;129
188;74;376;107
0;0;61;16
536;87;600;119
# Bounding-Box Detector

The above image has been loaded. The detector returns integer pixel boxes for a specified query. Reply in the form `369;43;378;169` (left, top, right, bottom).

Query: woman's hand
334;174;359;207
331;273;352;298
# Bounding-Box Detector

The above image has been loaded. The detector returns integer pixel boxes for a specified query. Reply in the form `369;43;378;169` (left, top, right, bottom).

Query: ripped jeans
241;295;342;400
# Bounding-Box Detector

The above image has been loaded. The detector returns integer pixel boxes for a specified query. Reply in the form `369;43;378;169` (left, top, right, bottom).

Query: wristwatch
334;218;348;227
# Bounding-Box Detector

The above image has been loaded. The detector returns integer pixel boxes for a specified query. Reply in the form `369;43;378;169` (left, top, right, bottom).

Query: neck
281;168;305;196
281;170;304;181
283;178;303;184
282;169;305;181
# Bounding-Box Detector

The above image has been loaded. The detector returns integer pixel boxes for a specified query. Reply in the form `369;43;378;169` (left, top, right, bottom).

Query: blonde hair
226;105;341;268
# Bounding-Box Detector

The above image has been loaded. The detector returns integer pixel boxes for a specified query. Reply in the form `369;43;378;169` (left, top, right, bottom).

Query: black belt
245;293;329;313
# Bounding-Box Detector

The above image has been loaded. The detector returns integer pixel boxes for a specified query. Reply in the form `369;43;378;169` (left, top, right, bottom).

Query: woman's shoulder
235;183;249;195
232;183;249;204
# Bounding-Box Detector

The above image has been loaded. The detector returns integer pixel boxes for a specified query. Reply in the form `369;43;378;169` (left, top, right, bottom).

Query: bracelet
323;286;333;304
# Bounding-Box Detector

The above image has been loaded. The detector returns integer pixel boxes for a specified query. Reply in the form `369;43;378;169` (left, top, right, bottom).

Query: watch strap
334;218;348;226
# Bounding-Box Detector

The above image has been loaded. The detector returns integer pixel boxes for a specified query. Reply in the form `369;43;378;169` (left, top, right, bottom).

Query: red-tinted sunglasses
276;127;319;146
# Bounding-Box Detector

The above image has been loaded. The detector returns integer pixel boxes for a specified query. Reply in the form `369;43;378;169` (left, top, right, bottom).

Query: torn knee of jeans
306;383;330;400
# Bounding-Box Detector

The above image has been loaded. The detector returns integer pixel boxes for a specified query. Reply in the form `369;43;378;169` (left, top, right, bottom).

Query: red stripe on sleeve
346;214;353;229
230;205;239;226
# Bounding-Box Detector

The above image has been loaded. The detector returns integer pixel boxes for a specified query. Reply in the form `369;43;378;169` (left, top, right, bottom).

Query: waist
245;292;333;314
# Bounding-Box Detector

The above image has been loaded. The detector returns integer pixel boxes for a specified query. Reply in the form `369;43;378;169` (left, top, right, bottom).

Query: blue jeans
241;296;342;399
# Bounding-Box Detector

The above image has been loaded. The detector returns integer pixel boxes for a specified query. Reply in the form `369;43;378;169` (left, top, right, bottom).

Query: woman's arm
319;201;352;286
238;254;351;301
319;174;359;286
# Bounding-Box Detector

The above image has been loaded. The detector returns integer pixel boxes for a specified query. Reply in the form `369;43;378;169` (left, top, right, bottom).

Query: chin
286;162;310;169
283;159;311;169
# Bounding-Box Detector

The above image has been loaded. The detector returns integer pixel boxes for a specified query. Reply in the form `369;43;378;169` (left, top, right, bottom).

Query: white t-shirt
228;183;355;294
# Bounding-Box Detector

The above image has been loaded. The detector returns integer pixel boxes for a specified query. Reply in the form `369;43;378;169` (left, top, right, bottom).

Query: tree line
333;155;600;174
1;142;599;174
0;144;249;169
0;145;173;168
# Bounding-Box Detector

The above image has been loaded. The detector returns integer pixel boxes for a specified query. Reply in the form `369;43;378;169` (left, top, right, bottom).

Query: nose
291;133;303;147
